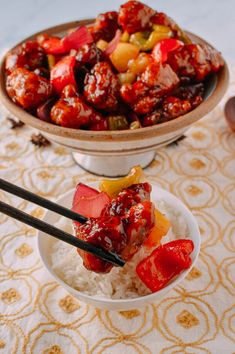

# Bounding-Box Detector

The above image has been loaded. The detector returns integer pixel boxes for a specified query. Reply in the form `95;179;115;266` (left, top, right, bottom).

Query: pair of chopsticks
0;178;125;267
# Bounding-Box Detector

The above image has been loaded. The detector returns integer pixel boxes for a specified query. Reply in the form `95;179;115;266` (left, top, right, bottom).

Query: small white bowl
37;182;200;310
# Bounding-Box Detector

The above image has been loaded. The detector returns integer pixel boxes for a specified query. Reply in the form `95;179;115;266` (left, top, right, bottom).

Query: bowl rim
0;20;229;143
37;184;201;306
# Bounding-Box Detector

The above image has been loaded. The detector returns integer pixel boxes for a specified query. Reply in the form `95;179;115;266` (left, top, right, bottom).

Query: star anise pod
167;135;186;147
7;117;25;129
30;133;51;147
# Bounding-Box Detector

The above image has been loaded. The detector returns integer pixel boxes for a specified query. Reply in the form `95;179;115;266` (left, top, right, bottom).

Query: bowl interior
0;21;229;145
37;182;200;310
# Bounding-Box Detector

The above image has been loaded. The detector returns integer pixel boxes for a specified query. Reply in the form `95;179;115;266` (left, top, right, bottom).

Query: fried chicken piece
75;183;154;272
142;95;202;126
84;62;120;111
6;68;53;110
167;43;224;80
5;41;46;74
122;201;155;260
50;95;103;129
90;11;119;42
120;63;179;114
76;216;127;273
118;1;155;34
102;182;151;217
76;43;104;67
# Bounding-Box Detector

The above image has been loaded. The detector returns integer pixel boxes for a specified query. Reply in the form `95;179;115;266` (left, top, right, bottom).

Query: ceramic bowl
0;20;229;176
37;182;200;311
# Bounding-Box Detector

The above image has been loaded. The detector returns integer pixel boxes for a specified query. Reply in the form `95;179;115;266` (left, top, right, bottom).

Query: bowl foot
72;151;156;177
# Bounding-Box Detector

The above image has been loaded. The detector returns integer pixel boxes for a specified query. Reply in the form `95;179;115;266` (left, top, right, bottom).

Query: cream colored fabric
0;69;234;354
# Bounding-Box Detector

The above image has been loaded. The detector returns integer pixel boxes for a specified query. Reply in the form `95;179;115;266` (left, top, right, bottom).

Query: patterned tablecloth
0;67;234;354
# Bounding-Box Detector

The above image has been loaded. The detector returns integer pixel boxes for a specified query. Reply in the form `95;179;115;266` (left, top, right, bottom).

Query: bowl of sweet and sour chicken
38;166;201;310
0;1;229;176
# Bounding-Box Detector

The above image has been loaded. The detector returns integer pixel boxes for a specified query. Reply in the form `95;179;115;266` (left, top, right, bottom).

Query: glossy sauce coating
118;1;155;34
51;95;103;128
5;41;46;74
6;68;53;110
4;1;224;130
84;62;120;111
76;182;154;273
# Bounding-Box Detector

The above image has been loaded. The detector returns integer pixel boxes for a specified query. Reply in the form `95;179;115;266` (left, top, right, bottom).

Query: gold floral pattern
186;267;202;281
199;226;205;235
30;207;44;218
15;243;33;258
43;345;64;354
0;340;5;349
1;74;235;352
189;158;206;169
186;184;203;196
54;147;68;156
37;171;54;180
1;288;21;304
5;142;19;150
176;310;199;328
59;295;80;313
149;159;160;168
119;310;141;319
191;131;206;140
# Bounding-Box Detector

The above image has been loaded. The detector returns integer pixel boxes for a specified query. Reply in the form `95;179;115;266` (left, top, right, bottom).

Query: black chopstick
0;178;87;224
0;200;125;267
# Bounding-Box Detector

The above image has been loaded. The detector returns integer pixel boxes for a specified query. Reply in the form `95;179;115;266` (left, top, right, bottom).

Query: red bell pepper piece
165;239;194;257
41;27;93;55
50;55;77;94
136;239;194;292
152;38;183;63
163;239;194;269
41;37;66;55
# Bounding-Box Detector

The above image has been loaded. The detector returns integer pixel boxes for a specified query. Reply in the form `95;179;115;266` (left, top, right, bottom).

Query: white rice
51;200;188;299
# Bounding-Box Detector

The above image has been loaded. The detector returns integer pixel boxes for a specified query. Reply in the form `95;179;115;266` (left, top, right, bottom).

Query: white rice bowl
51;200;188;299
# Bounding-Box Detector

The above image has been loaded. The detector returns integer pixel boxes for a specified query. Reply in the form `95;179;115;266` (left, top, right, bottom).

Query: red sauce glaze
90;11;119;42
120;63;179;115
142;94;203;126
50;56;77;94
118;1;155;34
151;12;182;38
167;44;224;80
76;43;104;67
84;62;120;111
102;182;151;217
76;215;127;273
5;41;46;75
122;200;155;260
6;68;53;110
4;1;224;130
50;95;103;128
75;182;154;273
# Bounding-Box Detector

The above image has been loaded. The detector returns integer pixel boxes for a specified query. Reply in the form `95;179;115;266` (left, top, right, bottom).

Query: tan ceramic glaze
0;20;229;175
